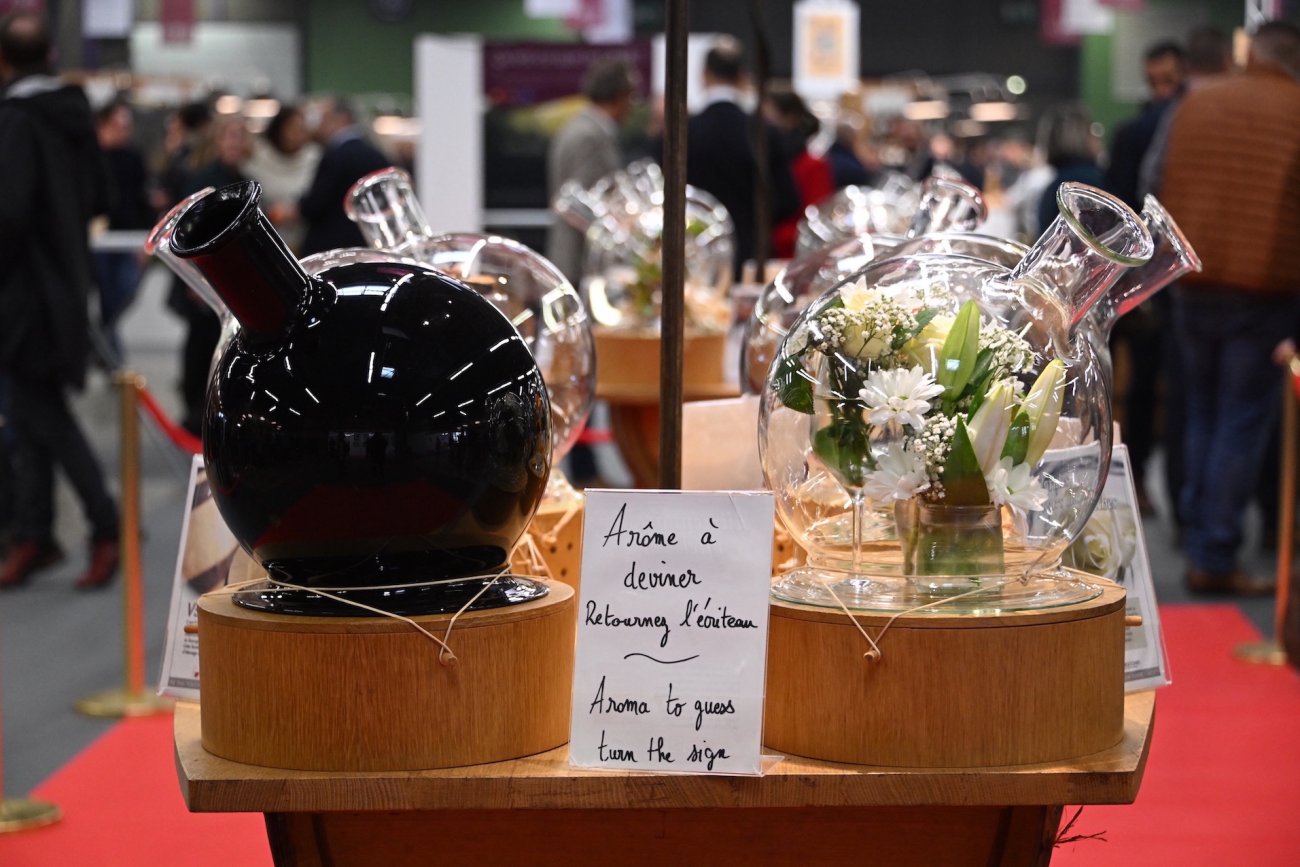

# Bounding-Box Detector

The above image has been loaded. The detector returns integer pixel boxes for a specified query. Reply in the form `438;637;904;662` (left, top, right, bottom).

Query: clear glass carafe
552;160;735;336
760;183;1165;612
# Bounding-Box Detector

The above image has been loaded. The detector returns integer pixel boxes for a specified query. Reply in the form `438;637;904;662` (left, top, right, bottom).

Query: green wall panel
306;1;572;97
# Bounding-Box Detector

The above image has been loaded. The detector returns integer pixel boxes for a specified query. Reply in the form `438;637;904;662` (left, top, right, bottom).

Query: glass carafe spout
1008;182;1154;330
345;167;435;255
169;181;310;343
905;176;987;239
1093;195;1201;331
146;187;226;318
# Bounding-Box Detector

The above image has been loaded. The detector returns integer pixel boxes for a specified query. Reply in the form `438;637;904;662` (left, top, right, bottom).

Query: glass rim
1055;182;1154;267
1141;194;1203;274
343;166;414;221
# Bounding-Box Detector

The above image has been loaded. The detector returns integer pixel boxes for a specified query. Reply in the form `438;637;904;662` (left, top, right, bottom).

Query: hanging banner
793;0;860;101
160;0;195;45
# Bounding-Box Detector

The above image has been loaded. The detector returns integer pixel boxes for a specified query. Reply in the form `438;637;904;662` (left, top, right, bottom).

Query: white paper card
682;395;763;491
158;456;242;701
1062;445;1170;691
570;490;775;775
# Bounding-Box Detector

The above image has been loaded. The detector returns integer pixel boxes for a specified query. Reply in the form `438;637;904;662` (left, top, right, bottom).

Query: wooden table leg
607;402;662;488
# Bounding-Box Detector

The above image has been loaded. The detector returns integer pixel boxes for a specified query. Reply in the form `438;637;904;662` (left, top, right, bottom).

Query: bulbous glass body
742;177;1001;394
346;169;595;474
551;159;735;334
581;187;735;334
795;172;919;256
171;182;553;616
759;183;1155;612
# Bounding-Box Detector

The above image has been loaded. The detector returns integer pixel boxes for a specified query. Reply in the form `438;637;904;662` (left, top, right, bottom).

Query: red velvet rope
576;426;613;445
135;385;203;456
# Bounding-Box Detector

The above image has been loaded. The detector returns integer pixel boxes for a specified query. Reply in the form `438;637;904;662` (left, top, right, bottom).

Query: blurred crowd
549;23;1300;596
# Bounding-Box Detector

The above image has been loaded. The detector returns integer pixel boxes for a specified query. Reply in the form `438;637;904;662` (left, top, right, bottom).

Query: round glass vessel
794;171;920;256
347;168;595;503
759;183;1156;612
169;181;553;617
742;177;993;394
552;160;735;335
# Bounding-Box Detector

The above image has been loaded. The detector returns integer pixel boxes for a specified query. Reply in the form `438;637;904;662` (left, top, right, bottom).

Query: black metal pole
749;0;772;286
660;0;689;490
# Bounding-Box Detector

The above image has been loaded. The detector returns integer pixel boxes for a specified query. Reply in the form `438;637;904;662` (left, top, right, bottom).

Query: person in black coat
680;40;798;281
298;96;391;256
0;12;119;589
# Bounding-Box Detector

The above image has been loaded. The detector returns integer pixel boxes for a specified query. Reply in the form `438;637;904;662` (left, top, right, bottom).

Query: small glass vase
895;500;1004;595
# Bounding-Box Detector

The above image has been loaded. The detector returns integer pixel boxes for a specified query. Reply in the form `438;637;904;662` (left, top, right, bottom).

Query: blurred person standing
0;12;120;590
245;103;320;253
298;96;390;256
155;100;211;212
546;58;636;283
1159;21;1300;595
1141;26;1233;537
172;114;252;435
1107;41;1186;210
680;38;798;280
764;87;833;258
1104;41;1187;515
826;117;874;189
1035;104;1107;233
93;98;153;365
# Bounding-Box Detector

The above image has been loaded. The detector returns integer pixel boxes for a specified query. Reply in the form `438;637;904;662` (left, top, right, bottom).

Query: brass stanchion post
0;626;61;832
74;372;172;717
1234;361;1298;665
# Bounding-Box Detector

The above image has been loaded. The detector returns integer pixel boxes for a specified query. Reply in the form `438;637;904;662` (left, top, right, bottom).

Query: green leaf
963;347;998;415
813;414;869;489
774;353;815;414
937;301;980;399
1001;409;1031;465
902;307;940;344
940;418;991;506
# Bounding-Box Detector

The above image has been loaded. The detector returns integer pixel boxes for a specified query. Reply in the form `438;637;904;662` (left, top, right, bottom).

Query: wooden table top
175;690;1155;813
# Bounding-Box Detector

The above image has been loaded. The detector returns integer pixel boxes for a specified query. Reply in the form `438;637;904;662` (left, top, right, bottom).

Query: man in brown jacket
1159;20;1300;595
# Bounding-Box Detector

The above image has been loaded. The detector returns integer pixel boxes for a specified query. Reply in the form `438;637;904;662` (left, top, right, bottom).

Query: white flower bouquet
772;280;1066;579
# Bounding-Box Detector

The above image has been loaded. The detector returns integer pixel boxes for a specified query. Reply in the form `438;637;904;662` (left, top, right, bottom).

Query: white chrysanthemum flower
862;443;931;502
987;457;1048;512
859;365;945;429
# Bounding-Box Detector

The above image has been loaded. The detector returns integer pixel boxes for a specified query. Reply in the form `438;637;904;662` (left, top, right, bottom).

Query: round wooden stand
764;581;1126;768
511;495;585;589
197;582;575;772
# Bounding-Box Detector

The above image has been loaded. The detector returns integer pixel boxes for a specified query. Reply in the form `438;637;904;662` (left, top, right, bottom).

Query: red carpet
1;604;1297;865
0;713;270;867
1054;604;1300;866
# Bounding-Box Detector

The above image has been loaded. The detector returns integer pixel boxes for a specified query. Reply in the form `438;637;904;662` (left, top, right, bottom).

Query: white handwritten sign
570;490;775;775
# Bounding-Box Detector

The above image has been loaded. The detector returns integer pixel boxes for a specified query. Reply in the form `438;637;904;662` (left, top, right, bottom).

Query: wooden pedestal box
593;327;734;402
196;583;574;772
764;581;1127;768
511;495;585;589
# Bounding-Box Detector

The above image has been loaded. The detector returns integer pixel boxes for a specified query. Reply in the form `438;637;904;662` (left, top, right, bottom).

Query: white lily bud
966;381;1015;477
1023;359;1067;465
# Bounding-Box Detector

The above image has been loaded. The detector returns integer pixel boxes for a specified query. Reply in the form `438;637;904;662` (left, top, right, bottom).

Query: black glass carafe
169;182;552;616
